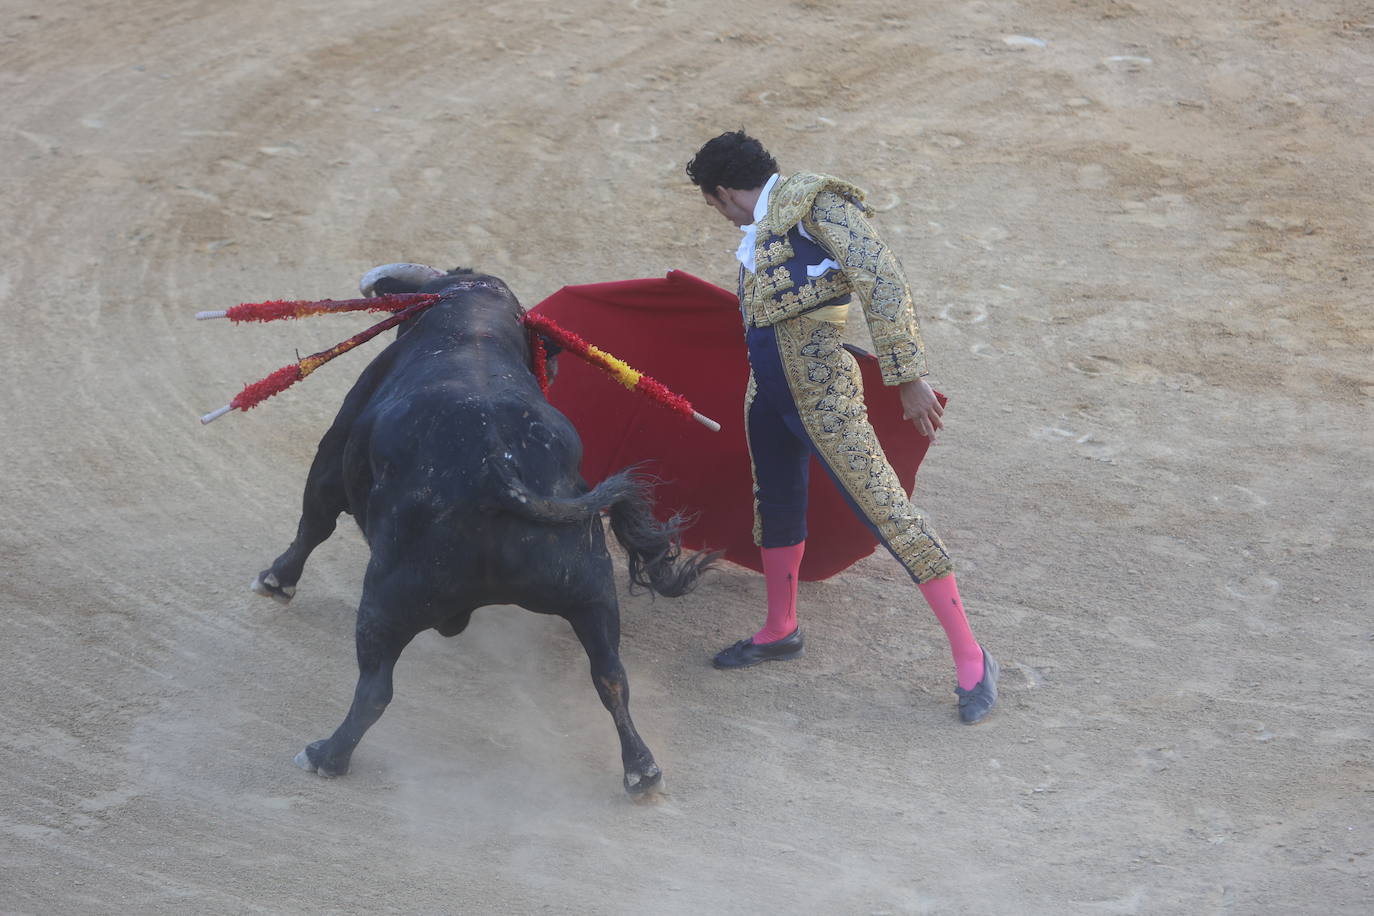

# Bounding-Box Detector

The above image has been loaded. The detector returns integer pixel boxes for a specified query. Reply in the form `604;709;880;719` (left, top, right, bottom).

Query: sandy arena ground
3;1;1372;913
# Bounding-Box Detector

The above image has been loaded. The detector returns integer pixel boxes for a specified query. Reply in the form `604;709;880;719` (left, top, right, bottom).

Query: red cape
530;271;942;581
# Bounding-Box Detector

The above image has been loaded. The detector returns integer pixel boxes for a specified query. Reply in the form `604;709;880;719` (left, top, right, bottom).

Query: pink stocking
753;542;805;644
918;574;985;689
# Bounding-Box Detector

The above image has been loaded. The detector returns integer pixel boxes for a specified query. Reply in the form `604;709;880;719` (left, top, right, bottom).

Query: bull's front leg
251;424;350;605
568;606;663;798
296;613;415;777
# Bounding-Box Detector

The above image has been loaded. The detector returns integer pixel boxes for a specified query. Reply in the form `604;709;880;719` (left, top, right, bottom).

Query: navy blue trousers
744;320;953;582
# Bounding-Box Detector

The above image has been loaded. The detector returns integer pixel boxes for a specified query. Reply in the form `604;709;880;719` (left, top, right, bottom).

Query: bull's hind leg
566;603;663;798
252;425;350;605
296;606;417;778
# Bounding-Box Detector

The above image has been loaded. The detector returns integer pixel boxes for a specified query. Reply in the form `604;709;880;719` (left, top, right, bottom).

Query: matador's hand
898;378;944;442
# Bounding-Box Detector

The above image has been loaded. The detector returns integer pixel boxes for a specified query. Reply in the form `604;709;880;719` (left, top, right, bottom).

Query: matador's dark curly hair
685;131;778;192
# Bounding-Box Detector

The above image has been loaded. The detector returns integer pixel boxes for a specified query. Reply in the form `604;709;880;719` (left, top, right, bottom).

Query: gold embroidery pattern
846;235;885;276
773;272;851;318
762;173;872;236
744;226;852;326
871;274;906;320
740;269;756;310
743;372;765;545
883;334;924;375
764;174;832;233
754;265;795;300
755;237;794;273
767;317;953;581
811;193;851;226
810;191;928;384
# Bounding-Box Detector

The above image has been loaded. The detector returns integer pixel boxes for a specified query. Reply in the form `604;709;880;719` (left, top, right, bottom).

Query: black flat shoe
955;648;999;724
712;628;805;669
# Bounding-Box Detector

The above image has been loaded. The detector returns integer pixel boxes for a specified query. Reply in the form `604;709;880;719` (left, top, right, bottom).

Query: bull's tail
487;464;716;598
605;472;718;598
485;462;641;524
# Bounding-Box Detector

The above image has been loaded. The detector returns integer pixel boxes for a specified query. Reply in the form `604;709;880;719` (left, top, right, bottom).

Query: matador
686;131;999;724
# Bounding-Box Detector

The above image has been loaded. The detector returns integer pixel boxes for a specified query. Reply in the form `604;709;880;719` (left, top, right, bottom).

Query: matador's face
702;187;755;228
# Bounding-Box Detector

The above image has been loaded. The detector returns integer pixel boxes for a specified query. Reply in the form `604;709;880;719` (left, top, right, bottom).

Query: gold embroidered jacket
742;172;929;386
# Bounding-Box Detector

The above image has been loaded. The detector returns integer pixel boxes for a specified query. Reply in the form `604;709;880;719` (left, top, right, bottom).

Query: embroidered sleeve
807;191;929;385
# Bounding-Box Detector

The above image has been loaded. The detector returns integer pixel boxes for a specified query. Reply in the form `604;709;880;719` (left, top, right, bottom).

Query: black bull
251;271;714;795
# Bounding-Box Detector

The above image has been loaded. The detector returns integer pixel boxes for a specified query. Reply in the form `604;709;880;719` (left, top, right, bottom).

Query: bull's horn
358;262;446;297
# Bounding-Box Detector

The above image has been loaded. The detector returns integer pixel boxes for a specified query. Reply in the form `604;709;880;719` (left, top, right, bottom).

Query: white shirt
735;173;842;278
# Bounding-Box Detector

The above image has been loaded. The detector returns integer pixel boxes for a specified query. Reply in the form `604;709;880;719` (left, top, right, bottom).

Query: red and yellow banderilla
196;293;719;432
522;312;719;432
197;294;440;424
194;293;435;324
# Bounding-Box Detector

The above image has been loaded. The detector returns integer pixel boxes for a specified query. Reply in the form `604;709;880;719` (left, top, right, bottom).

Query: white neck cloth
734;173;780;274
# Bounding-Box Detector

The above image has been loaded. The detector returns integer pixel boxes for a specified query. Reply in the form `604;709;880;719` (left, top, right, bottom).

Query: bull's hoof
251;571;295;605
624;763;664;800
295;740;347;778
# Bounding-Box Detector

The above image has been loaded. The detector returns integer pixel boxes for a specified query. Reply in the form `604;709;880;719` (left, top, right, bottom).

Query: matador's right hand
898;378;945;443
